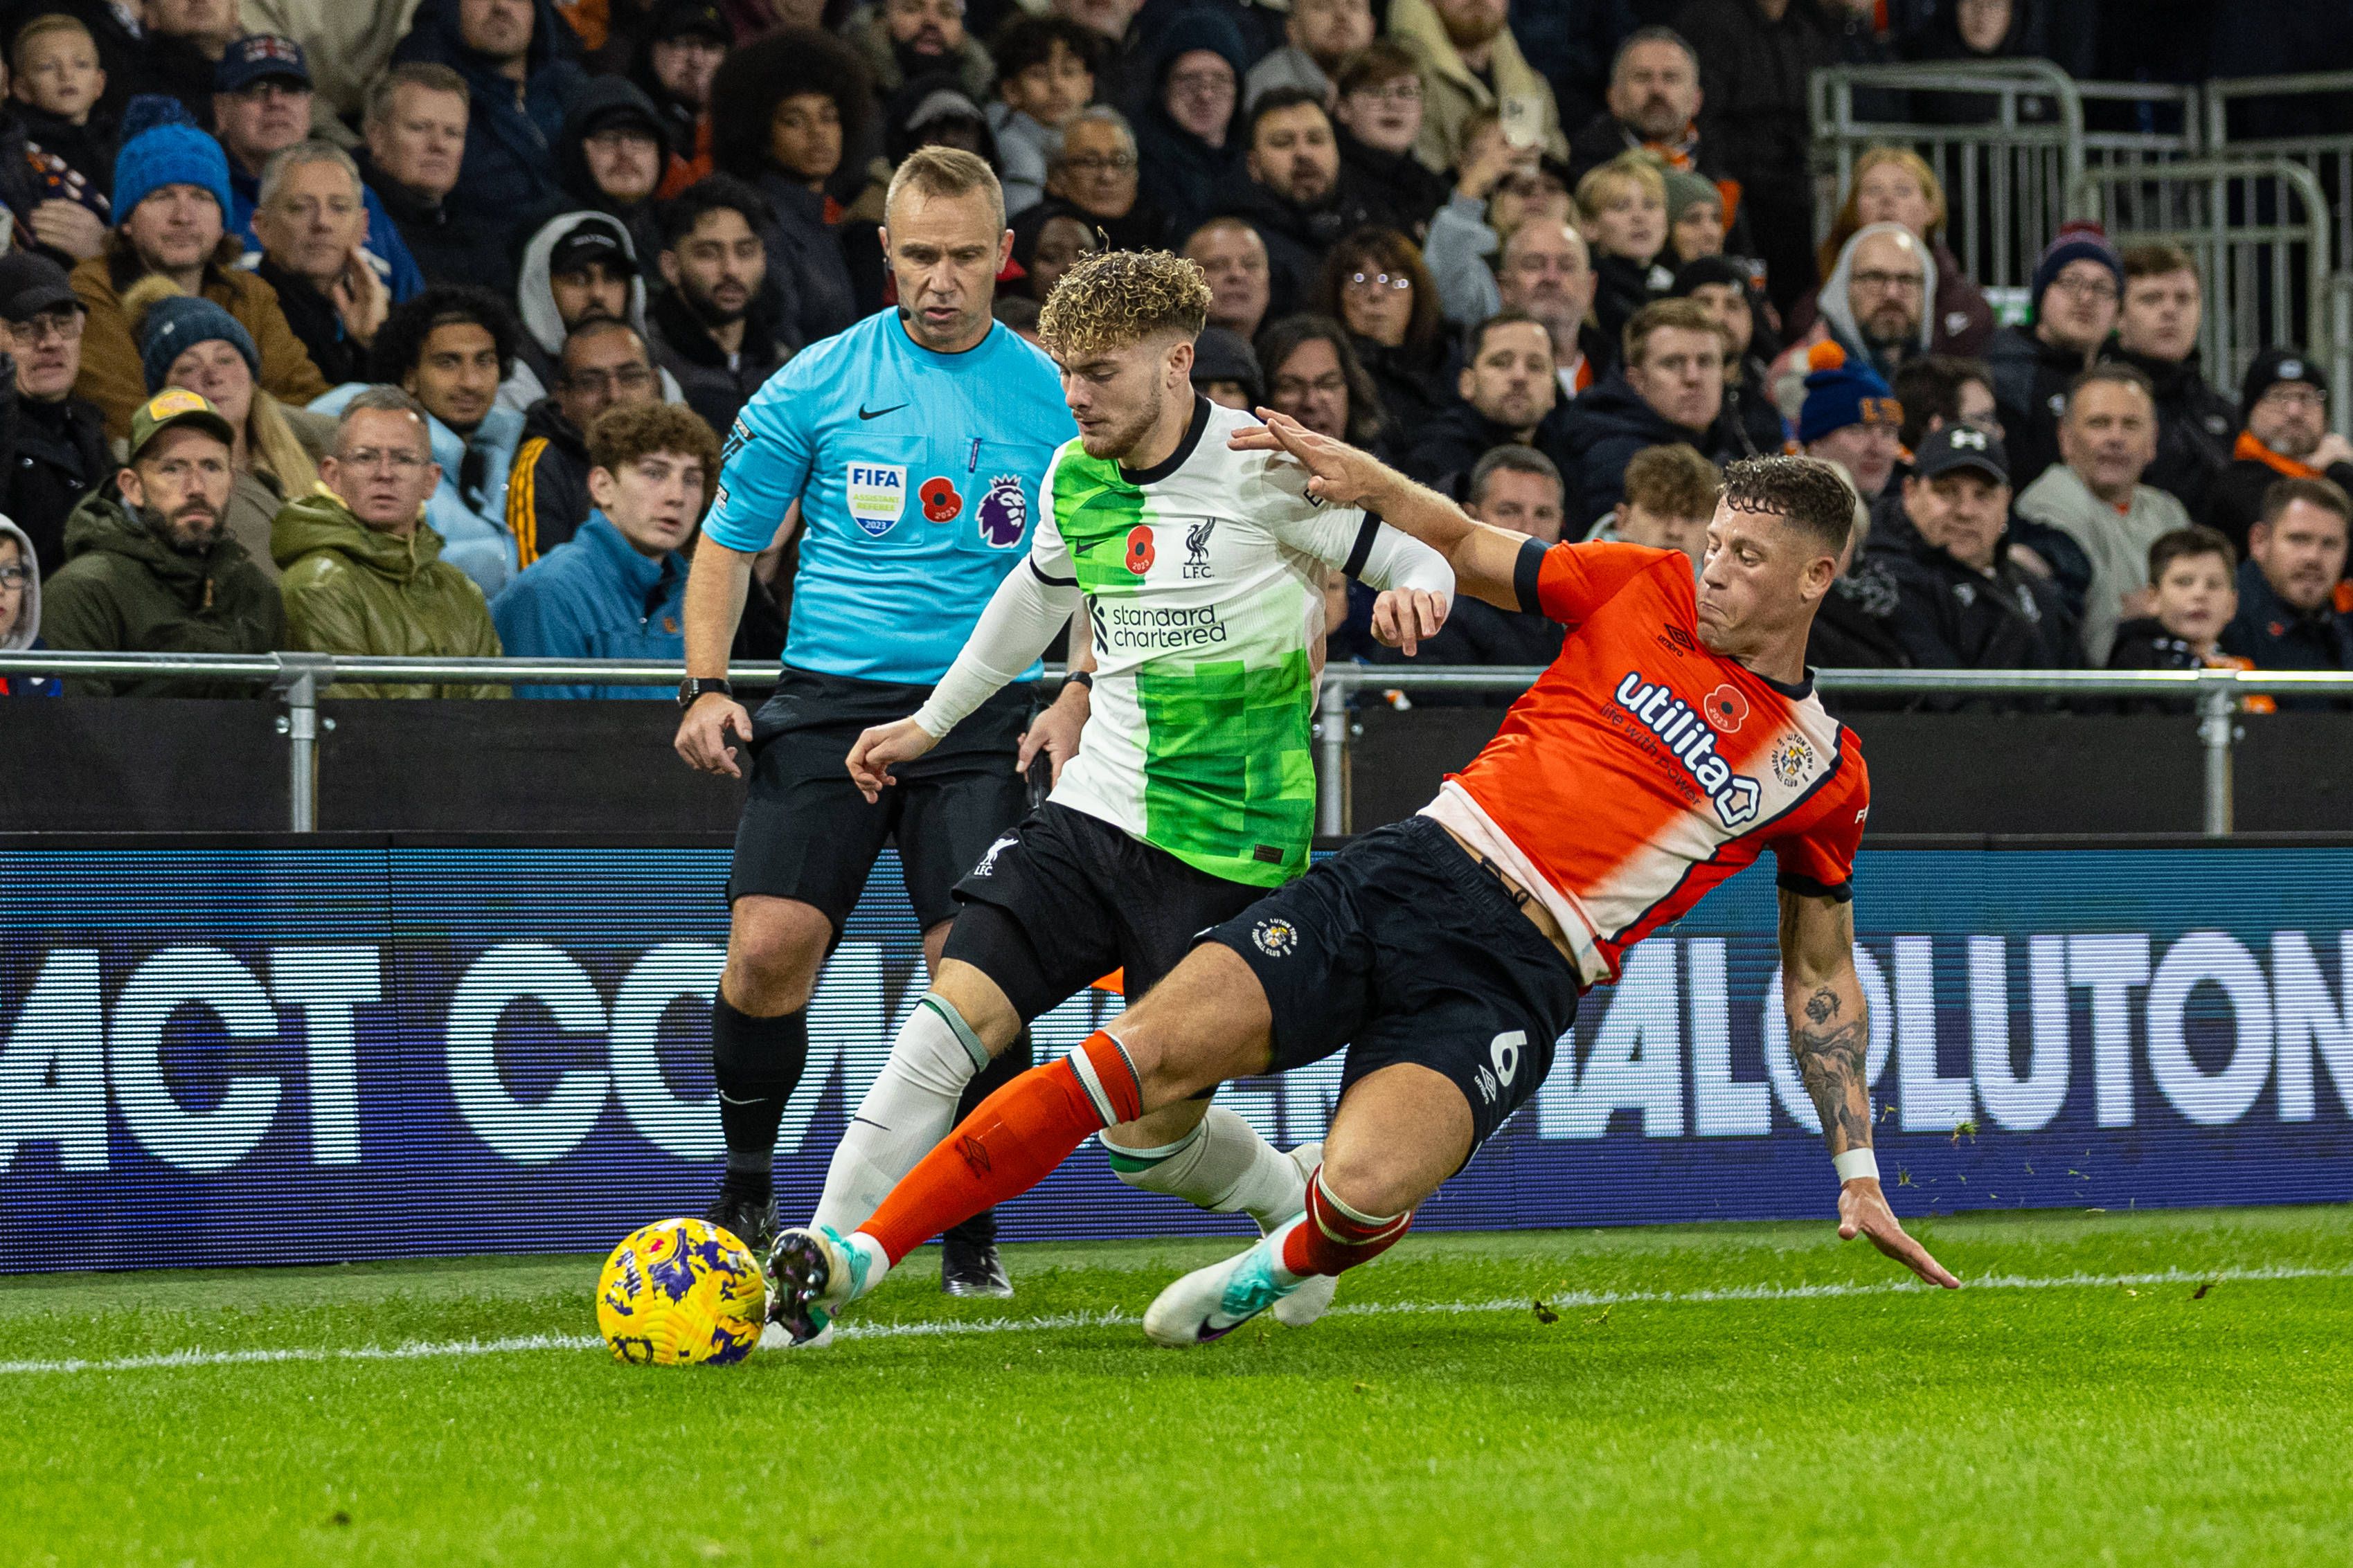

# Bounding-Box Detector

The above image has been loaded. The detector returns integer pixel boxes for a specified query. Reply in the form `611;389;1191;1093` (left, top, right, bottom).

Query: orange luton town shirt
1420;541;1871;989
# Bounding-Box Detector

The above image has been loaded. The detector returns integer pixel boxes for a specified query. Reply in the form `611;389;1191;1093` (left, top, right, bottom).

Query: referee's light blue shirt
702;312;1076;685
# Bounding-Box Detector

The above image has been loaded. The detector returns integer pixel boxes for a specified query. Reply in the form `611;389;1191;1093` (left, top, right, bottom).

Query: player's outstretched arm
1779;890;1961;1290
848;555;1082;801
1231;408;1530;612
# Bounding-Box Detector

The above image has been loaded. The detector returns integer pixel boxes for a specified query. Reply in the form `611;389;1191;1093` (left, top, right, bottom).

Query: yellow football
596;1217;767;1366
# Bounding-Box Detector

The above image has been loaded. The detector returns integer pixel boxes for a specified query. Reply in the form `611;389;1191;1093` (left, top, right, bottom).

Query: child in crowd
9;13;114;262
1577;152;1673;356
987;15;1100;216
0;520;58;696
2108;526;2273;710
1664;166;1724;266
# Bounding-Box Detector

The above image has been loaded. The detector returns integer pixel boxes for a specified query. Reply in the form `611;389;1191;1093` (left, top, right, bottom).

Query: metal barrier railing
1809;61;2199;291
11;651;2353;840
2204;71;2353;440
2204;71;2353;269
2069;156;2334;400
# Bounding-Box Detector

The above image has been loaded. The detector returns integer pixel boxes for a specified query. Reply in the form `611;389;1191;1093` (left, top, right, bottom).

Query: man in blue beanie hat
69;95;328;440
1984;219;2123;493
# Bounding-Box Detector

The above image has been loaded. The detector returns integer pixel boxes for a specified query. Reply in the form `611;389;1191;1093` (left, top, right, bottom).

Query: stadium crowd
0;0;2350;703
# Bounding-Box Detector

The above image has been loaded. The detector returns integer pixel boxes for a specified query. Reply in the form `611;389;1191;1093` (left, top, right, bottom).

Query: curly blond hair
1037;249;1212;359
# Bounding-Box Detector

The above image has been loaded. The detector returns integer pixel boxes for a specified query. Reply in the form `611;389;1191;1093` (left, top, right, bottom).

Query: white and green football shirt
1032;398;1384;889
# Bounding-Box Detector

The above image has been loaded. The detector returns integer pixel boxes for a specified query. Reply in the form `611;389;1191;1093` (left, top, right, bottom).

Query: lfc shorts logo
972;833;1018;877
1251;918;1298;957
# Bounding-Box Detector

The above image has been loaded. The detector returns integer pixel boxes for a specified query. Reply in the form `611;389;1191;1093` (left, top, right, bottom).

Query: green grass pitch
5;1205;2350;1567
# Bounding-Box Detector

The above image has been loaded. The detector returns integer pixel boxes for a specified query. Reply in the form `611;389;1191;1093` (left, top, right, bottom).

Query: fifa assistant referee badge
677;677;735;708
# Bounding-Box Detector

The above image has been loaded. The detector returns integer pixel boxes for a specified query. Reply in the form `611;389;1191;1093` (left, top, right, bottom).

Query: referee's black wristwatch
677;677;733;709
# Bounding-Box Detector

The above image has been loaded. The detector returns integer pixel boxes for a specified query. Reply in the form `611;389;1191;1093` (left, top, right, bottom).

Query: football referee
674;147;1082;1295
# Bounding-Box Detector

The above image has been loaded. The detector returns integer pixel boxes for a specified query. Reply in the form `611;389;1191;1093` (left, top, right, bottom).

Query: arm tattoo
1792;984;1873;1154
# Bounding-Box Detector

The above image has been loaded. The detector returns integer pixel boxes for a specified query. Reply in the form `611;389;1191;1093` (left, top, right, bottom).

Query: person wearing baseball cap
1984;219;2124;491
2208;346;2353;554
1868;420;2081;672
519;75;675;267
213;35;427;305
633;0;731;192
1796;339;1904;501
37;387;285;693
507;210;671;413
0;249;109;581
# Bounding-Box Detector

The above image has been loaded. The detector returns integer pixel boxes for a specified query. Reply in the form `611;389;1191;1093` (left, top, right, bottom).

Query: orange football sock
861;1030;1143;1265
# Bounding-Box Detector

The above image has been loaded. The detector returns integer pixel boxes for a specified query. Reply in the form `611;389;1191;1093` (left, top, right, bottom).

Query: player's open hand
847;716;940;802
674;694;755;778
1017;680;1089;788
1228;408;1384;509
1372;588;1450;655
1839;1176;1960;1288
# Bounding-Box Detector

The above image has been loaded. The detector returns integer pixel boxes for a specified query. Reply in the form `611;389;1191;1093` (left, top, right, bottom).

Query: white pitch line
5;1263;2347;1377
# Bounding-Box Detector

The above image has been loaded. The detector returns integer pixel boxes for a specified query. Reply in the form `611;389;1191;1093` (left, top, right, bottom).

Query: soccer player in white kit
771;249;1456;1344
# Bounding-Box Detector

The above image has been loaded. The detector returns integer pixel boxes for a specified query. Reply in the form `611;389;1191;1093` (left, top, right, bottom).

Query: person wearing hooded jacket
0;517;60;694
841;0;994;105
391;0;590;251
275;385;505;699
501;210;687;412
1387;0;1568;175
1799;220;1935;389
310;285;529;599
512;74;674;271
1782;149;1991;359
41;388;287;694
1130;8;1248;247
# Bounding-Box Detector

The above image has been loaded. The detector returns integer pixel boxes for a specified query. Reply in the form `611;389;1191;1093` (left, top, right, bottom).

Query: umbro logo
857;402;907;420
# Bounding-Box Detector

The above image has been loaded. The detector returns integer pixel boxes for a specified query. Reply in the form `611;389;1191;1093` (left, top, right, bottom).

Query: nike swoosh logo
717;1091;768;1105
857;402;907;420
850;1117;891;1130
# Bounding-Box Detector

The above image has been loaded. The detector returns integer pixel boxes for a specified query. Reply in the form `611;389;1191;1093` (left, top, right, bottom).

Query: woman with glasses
120;273;333;582
1256;312;1390;456
1309;226;1451;436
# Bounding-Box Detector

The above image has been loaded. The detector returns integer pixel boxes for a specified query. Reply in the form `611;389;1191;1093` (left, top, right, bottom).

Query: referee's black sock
712;996;809;1202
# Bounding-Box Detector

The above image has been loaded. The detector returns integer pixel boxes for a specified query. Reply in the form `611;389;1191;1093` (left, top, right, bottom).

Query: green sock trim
920;993;990;1072
1100;1119;1205;1175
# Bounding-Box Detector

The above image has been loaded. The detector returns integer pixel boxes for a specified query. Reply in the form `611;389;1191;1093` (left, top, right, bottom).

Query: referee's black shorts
727;667;1037;932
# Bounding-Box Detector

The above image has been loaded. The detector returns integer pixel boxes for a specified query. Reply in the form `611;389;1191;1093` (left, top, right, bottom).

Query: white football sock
810;993;989;1234
1102;1106;1307;1234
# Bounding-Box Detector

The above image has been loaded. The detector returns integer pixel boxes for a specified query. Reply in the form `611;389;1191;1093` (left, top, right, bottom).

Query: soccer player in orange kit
769;422;1959;1349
